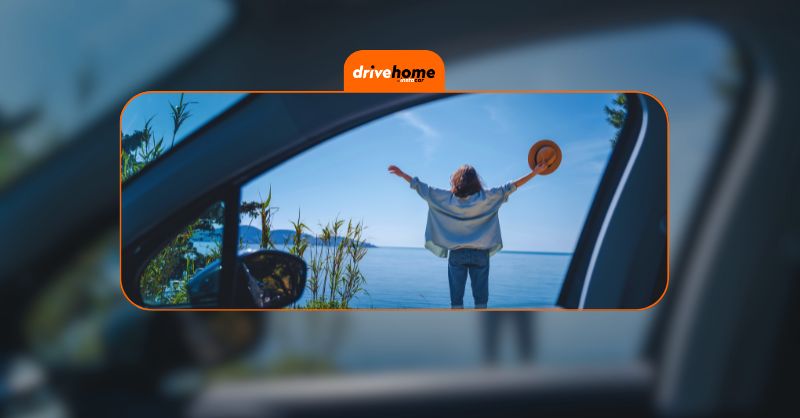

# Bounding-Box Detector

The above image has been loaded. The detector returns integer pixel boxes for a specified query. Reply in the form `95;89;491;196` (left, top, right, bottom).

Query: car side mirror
240;250;306;308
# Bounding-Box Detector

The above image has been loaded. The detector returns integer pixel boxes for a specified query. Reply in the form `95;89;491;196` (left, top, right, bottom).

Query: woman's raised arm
513;161;550;189
388;165;413;183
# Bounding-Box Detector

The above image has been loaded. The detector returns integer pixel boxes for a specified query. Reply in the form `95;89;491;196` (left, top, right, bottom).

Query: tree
121;116;163;182
604;94;627;147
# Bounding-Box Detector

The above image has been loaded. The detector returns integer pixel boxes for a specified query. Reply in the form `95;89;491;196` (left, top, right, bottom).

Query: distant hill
193;226;376;248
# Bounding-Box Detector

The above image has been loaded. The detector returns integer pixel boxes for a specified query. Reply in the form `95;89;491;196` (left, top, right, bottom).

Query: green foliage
287;209;309;258
339;220;368;306
139;221;195;305
604;94;627;147
302;299;344;309
240;186;277;250
121;94;198;182
139;203;223;306
121;116;164;182
240;189;370;308
303;217;369;309
135;178;369;308
168;93;197;147
205;239;223;265
259;188;275;249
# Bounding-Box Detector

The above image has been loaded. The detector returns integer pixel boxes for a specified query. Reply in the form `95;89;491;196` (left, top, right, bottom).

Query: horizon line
209;227;574;255
377;245;573;255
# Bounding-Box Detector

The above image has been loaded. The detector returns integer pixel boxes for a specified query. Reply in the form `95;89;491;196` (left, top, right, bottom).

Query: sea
225;245;571;309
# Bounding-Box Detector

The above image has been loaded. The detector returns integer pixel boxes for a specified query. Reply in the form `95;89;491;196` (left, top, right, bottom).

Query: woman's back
412;180;515;220
410;176;516;257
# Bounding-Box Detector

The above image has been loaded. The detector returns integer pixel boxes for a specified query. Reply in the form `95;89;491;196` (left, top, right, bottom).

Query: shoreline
367;246;573;257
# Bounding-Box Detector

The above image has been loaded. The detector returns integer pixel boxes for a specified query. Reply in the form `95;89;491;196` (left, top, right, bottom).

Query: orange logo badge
344;50;445;92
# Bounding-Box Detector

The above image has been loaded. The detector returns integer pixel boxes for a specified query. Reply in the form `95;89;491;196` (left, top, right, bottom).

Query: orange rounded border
120;90;669;312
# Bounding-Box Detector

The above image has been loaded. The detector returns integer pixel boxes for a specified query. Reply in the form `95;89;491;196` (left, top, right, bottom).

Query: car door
558;93;668;309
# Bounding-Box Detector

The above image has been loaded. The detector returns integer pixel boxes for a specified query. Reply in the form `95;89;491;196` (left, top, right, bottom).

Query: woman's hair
450;164;484;198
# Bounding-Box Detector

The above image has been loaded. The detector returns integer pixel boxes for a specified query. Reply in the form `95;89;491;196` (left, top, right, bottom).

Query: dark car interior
1;1;799;417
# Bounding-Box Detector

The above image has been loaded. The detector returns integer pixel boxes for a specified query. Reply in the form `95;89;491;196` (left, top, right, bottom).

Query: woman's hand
388;165;404;176
513;159;552;188
388;165;412;183
533;160;550;174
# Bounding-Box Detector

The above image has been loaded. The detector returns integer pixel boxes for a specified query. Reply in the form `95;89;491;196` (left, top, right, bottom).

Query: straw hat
527;139;562;175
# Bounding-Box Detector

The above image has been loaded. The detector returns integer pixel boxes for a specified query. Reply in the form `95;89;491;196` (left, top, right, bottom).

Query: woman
388;162;549;309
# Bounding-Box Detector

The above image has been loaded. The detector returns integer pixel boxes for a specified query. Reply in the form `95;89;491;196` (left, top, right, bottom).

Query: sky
241;93;618;253
112;22;733;255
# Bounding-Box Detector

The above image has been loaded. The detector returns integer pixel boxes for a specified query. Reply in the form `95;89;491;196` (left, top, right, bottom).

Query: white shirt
409;177;517;258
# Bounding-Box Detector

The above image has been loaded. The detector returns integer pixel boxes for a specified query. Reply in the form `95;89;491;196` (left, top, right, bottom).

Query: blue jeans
448;248;490;309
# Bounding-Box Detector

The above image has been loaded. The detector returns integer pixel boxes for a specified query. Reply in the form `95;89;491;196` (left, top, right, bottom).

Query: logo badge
344;50;445;92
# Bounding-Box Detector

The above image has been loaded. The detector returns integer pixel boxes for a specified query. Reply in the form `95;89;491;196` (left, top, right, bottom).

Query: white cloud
483;104;510;131
562;137;614;174
397;111;440;162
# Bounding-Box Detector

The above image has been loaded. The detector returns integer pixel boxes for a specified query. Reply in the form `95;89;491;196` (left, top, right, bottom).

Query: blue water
194;242;571;308
295;247;571;309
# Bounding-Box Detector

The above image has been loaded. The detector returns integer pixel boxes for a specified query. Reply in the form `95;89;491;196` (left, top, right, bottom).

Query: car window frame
121;93;446;309
122;92;656;310
555;93;668;308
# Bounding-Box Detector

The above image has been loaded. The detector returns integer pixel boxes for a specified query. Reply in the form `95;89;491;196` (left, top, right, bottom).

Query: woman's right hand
388;165;404;176
388;165;412;182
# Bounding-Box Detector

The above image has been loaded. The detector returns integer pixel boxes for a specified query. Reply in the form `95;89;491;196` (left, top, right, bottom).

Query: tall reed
168;93;197;147
240;186;278;250
304;217;369;309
